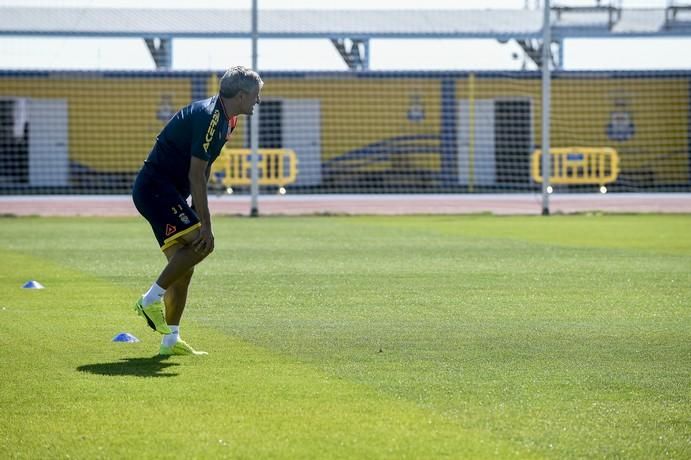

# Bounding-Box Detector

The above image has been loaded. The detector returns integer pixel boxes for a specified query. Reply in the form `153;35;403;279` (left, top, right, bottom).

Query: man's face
240;86;262;115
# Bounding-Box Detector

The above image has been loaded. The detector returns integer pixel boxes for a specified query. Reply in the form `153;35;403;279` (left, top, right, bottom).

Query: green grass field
1;214;689;459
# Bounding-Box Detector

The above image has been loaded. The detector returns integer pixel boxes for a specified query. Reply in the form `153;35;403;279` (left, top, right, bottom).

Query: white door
457;99;496;187
282;99;322;187
28;99;69;187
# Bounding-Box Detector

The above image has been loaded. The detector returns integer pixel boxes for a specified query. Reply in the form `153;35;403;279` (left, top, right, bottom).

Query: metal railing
210;148;298;192
532;147;619;186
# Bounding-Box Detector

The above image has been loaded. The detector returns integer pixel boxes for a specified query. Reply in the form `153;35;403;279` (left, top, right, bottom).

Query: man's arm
189;156;214;254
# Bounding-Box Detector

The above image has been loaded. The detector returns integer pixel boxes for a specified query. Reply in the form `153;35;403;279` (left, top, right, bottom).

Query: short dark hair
219;66;263;98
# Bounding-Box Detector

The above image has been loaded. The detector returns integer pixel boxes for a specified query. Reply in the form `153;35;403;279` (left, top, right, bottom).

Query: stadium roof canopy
2;6;691;39
1;6;690;69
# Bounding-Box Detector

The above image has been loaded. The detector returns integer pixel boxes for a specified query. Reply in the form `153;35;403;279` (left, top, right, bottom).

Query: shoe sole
159;345;208;356
159;352;208;356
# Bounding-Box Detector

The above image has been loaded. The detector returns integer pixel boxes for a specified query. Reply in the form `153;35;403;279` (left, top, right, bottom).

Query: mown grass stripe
0;247;526;459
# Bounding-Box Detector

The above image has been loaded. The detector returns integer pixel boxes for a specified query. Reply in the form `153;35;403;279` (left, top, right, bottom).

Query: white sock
162;325;180;347
142;282;165;307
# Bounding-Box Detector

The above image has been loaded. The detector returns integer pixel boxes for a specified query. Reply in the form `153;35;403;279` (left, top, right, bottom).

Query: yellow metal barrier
531;147;619;185
210;148;298;190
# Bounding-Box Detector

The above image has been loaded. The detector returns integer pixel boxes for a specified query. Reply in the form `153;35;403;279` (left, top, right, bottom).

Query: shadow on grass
77;355;179;377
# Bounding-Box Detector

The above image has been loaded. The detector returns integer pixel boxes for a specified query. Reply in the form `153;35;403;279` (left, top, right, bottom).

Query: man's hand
192;223;214;255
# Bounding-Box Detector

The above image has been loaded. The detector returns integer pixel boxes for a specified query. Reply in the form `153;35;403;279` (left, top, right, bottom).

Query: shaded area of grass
77;356;180;378
0;245;523;459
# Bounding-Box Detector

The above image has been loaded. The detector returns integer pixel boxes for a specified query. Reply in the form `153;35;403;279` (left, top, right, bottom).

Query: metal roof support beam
666;4;691;28
555;38;564;70
552;1;622;30
363;39;371;70
515;38;561;69
145;38;172;69
517;39;543;68
330;38;369;71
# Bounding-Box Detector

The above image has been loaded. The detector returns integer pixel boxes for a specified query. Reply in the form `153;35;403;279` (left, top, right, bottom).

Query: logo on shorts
178;213;190;225
165;224;176;236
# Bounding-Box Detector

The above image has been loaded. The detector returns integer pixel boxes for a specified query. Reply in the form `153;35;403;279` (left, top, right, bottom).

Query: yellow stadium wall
262;78;442;172
0;72;688;186
552;78;688;184
0;75;193;172
457;75;689;184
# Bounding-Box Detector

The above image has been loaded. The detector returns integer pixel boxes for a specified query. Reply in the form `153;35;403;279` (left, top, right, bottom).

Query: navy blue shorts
132;171;201;251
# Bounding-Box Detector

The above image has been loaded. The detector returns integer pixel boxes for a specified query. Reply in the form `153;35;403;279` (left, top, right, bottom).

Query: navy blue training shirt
142;95;237;196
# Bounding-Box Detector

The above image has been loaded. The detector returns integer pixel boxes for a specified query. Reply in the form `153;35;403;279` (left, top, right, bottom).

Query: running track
2;193;690;216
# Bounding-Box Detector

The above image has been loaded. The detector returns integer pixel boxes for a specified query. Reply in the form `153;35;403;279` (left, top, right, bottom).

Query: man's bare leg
158;243;206;290
162;251;194;326
136;226;211;344
158;233;208;356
